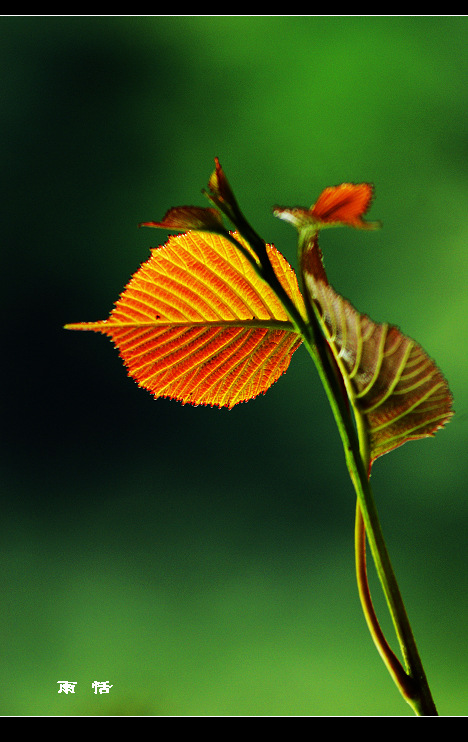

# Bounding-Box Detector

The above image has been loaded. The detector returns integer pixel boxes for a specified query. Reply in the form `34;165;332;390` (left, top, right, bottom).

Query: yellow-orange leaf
65;231;305;408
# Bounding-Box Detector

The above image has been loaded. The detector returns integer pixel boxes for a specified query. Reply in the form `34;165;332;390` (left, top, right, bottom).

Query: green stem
304;320;438;716
268;269;436;713
228;213;438;715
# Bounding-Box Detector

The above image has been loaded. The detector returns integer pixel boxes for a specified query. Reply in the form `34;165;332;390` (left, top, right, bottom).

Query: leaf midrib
92;318;299;333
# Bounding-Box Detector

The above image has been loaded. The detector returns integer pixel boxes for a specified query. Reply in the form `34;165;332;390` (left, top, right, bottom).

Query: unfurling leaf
139;205;226;233
65;231;305;409
309;182;381;229
273;182;382;234
204;156;243;224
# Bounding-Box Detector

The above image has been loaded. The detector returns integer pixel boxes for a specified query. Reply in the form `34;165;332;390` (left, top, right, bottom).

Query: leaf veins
304;273;453;464
65;231;305;409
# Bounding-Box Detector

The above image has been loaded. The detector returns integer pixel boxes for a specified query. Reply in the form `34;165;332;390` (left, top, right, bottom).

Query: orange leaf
65;231;305;409
274;182;381;233
311;183;376;227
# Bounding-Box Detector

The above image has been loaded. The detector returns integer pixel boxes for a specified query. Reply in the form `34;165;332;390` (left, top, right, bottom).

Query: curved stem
295;299;438;715
355;502;416;702
351;408;438;715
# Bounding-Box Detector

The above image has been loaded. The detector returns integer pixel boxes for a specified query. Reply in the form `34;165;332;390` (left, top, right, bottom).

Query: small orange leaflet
310;182;376;227
273;182;381;236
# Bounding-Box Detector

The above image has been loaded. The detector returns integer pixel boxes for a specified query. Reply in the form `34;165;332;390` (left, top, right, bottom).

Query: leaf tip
64;320;108;332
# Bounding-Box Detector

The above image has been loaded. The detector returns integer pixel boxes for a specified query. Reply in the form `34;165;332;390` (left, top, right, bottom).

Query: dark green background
3;16;468;716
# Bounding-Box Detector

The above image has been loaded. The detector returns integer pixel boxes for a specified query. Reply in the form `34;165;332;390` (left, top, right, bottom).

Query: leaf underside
66;231;304;409
305;275;454;464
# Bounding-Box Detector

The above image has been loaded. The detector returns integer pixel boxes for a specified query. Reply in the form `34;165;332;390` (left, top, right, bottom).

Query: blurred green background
2;16;468;716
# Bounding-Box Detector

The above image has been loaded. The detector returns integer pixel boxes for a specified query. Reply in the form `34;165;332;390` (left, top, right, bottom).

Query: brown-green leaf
304;273;453;465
